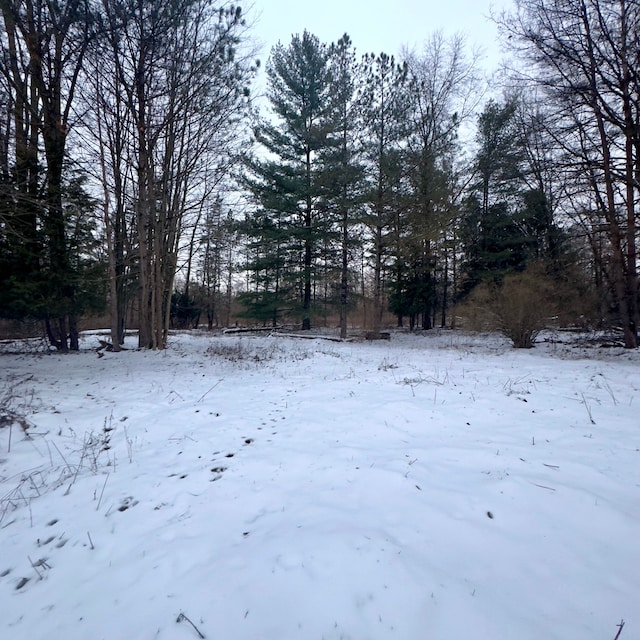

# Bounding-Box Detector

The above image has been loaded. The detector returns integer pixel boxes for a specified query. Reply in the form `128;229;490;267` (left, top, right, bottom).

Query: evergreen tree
0;161;106;332
359;52;410;336
0;0;95;350
237;208;291;326
461;97;568;293
243;31;336;329
476;98;524;219
461;98;529;290
324;34;365;338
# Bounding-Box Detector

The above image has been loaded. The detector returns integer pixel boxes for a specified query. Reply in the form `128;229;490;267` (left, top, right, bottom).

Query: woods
1;0;638;348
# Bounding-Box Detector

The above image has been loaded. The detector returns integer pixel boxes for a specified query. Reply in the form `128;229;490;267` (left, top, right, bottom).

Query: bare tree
83;40;136;350
88;0;253;349
498;0;639;348
401;33;482;329
193;197;236;329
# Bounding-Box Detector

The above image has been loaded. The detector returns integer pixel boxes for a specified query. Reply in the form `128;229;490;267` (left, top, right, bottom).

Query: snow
1;330;638;640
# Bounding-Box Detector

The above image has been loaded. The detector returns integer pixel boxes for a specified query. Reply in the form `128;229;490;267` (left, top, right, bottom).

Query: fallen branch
223;326;281;334
96;339;128;355
271;332;349;342
177;612;205;638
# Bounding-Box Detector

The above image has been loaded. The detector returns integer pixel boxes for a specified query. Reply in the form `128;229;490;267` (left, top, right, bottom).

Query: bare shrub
206;338;313;364
1;375;37;451
461;267;559;348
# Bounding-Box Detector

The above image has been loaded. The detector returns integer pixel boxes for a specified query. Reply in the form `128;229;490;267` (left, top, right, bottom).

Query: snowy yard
0;330;638;640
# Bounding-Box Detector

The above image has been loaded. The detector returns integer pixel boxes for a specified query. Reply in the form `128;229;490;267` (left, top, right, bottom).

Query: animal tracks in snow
116;496;138;512
2;487;140;593
1;516;69;592
208;434;256;482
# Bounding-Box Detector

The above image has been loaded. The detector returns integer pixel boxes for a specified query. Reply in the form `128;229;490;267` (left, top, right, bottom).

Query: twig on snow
177;612;205;638
530;482;556;492
27;555;49;579
29;558;42;580
197;379;223;403
96;473;110;511
613;619;625;640
51;441;72;471
580;392;596;424
87;531;94;550
65;439;88;495
124;425;133;463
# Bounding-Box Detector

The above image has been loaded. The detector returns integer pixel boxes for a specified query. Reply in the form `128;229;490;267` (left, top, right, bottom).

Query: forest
0;0;638;350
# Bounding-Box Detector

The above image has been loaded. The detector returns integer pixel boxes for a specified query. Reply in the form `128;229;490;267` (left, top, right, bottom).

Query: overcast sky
248;0;515;73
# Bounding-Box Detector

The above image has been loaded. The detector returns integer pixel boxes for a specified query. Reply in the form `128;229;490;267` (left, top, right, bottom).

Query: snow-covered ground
0;330;638;640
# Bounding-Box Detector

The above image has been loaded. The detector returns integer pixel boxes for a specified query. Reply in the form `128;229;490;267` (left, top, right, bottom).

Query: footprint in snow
15;576;30;590
117;496;138;512
210;466;227;482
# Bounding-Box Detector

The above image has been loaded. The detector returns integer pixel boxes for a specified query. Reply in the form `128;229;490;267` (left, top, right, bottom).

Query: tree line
0;0;253;350
1;0;638;349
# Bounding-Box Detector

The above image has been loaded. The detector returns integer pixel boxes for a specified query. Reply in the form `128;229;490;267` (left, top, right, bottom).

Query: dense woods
1;0;638;348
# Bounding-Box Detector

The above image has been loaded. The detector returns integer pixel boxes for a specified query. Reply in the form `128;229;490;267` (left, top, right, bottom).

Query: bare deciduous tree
401;33;482;329
498;0;639;348
87;0;253;349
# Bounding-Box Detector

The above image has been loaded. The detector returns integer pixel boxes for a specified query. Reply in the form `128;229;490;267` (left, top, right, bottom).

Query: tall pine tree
243;31;336;329
359;52;410;336
323;34;364;338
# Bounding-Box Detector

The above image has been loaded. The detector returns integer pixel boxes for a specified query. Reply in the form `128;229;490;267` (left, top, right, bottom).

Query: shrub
461;266;558;348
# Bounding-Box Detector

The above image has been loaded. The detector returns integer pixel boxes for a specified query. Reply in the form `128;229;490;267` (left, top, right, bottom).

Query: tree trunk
372;225;384;336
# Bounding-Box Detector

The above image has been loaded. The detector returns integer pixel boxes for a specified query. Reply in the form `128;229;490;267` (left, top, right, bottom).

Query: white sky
247;0;514;72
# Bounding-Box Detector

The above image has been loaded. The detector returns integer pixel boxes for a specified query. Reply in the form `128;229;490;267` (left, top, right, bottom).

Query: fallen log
96;339;128;356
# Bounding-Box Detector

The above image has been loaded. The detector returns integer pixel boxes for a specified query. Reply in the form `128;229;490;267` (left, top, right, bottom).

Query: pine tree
359;52;410;336
243;31;336;330
237;208;291;326
324;34;365;338
461;99;527;290
461;97;567;293
0;0;95;350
